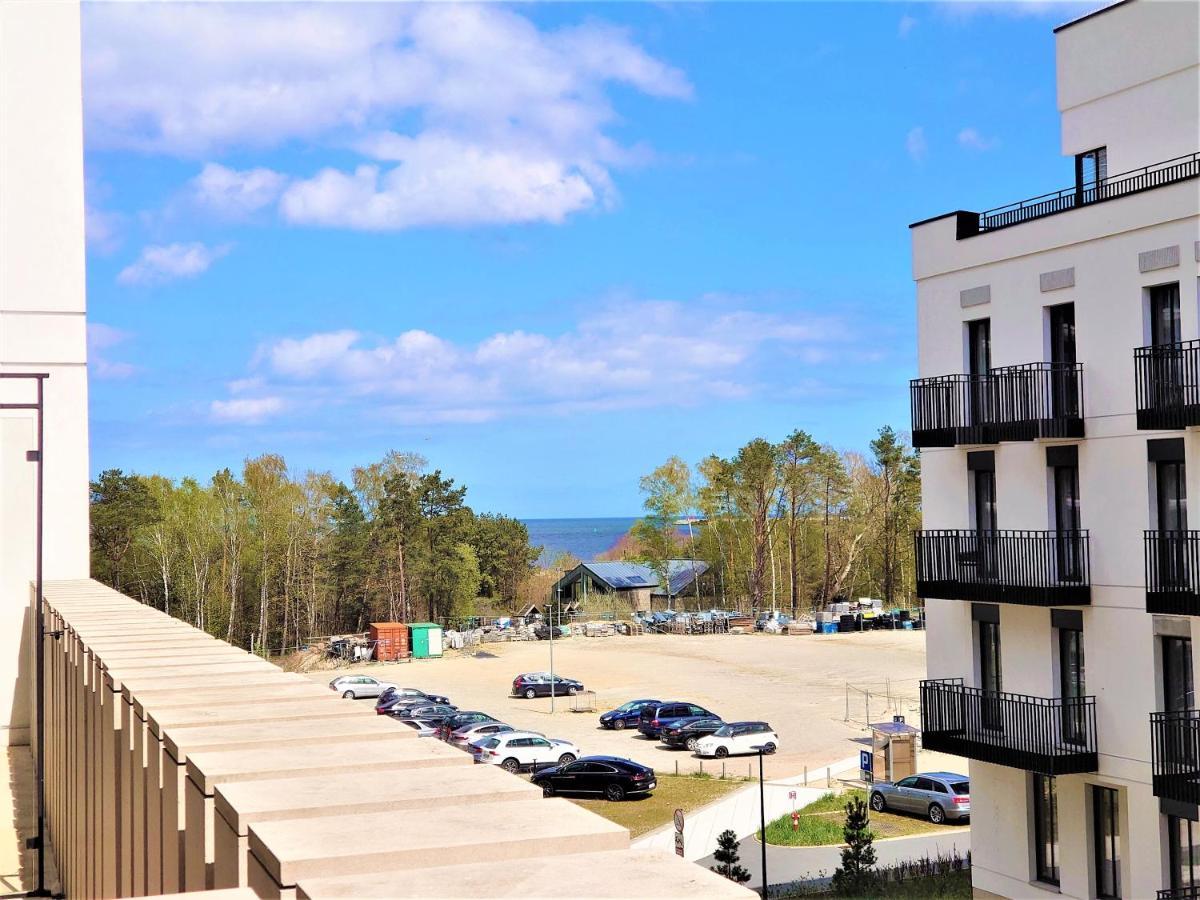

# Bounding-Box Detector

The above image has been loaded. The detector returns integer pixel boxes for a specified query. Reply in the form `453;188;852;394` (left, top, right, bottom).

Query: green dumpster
408;623;444;659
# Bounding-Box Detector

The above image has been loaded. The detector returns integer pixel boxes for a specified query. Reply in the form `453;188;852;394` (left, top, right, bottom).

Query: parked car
637;702;717;738
693;721;779;758
393;718;437;738
531;755;656;801
449;721;514;750
870;773;970;824
511;673;584;699
375;687;451;714
660;717;725;750
328;675;397;700
598;699;661;731
437;711;497;740
472;731;581;773
399;703;459;726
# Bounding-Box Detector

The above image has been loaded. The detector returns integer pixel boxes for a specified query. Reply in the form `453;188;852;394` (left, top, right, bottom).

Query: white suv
329;675;397;699
694;721;779;758
472;731;581;773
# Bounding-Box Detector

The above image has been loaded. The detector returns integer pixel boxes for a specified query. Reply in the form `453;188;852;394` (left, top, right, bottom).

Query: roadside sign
674;831;685;857
860;749;872;782
673;808;685;833
788;790;796;800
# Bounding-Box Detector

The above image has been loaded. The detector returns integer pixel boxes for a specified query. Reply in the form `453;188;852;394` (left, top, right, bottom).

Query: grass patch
876;869;973;898
565;773;745;838
762;790;964;847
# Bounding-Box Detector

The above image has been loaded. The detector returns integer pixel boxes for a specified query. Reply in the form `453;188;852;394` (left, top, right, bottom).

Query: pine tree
711;829;751;884
831;797;879;896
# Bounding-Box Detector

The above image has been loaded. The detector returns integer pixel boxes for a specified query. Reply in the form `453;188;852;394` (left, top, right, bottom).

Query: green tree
633;456;693;610
777;429;819;616
711;829;751;884
731;439;780;613
90;469;160;591
868;426;921;605
472;514;540;602
830;797;878;897
813;446;851;607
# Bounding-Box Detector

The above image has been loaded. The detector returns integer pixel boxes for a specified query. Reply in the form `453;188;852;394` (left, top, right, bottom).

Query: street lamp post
752;744;769;899
549;584;559;713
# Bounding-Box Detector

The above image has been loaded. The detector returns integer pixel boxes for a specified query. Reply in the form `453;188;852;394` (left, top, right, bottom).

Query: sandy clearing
308;630;929;779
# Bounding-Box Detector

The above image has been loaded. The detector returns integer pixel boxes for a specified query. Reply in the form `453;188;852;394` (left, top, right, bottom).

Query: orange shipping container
369;622;411;662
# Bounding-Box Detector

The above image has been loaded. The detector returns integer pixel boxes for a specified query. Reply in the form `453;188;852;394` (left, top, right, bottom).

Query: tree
633;457;693;610
731;439;780;613
711;829;751;884
472;514;540;602
812;446;851;608
91;469;162;591
777;430;819;617
830;797;878;896
868;427;921;605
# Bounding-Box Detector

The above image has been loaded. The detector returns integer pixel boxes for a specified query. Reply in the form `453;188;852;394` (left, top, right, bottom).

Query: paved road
699;828;973;892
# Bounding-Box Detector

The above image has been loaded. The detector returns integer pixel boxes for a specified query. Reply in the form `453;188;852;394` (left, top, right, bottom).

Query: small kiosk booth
867;716;920;784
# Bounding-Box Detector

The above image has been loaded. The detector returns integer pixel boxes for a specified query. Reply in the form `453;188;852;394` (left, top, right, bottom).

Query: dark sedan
375;687;451;715
637;702;717;738
660;717;725;750
396;703;459;725
531;755;656;802
598;699;661;731
436;711;497;740
511;673;584;699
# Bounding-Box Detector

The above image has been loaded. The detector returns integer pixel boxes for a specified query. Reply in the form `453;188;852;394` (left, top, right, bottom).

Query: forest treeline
89;451;539;653
629;425;921;615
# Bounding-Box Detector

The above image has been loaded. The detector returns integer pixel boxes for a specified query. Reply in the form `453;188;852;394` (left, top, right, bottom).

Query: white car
328;674;397;699
449;721;514;750
394;718;438;738
472;731;581;773
693;721;779;758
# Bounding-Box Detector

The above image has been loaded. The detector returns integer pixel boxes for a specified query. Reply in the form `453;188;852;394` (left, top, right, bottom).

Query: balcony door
1048;303;1078;420
979;619;1003;731
967;318;992;428
1163;637;1194;714
1053;459;1082;582
972;459;998;582
1150;283;1184;413
1157;457;1189;588
1092;785;1121;899
1169;814;1200;896
1058;625;1086;745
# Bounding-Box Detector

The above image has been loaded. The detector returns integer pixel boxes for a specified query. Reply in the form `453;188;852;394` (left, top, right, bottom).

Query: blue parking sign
860;750;871;778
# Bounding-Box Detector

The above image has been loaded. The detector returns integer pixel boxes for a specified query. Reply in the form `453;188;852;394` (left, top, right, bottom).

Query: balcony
910;363;1084;449
1144;531;1200;615
948;152;1199;238
1158;889;1200;900
1151;709;1200;806
915;529;1091;606
1135;341;1200;430
920;678;1098;775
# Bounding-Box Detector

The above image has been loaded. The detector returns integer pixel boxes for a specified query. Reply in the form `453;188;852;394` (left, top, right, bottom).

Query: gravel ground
306;629;928;779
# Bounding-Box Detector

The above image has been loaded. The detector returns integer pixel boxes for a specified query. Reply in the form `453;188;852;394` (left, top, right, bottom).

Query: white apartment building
912;1;1199;898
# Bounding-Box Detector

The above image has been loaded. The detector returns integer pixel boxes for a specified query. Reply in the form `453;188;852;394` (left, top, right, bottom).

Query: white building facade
911;1;1199;898
0;0;91;747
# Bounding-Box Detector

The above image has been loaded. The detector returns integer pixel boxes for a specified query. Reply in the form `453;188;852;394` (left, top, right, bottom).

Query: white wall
0;0;89;745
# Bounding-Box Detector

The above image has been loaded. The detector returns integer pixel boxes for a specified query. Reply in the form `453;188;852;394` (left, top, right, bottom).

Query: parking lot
307;629;928;779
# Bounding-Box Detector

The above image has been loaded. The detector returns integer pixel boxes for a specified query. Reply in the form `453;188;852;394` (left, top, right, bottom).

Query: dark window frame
1092;785;1121;899
1169;814;1200;893
1033;773;1059;886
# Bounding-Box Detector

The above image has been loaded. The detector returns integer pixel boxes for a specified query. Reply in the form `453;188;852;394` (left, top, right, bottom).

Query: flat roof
1053;0;1133;33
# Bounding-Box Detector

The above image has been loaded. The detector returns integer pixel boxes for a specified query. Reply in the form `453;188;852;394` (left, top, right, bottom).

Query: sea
521;517;638;566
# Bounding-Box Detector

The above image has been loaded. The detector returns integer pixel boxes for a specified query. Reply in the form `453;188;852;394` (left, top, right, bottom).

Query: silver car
328;674;397;699
870;772;970;824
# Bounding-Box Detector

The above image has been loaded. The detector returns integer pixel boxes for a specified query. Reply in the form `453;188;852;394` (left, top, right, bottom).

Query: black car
436;711;497;740
638;702;717;738
511;673;584;699
531;755;656;802
660;717;725;750
397;703;458;725
375;687;451;715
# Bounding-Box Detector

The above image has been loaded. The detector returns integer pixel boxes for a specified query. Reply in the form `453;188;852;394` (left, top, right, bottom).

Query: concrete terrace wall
41;579;754;899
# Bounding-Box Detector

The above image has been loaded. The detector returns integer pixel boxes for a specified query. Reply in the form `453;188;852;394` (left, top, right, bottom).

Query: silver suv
870;772;970;824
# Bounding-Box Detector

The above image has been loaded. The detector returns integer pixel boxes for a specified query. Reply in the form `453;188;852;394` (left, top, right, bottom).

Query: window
1053;456;1083;581
1092;785;1121;899
1075;147;1107;200
1033;774;1059;886
967;318;992;427
1163;637;1195;713
896;776;919;789
1151;284;1182;348
1058;624;1086;745
1048;303;1079;419
1169;815;1200;893
979;619;1003;730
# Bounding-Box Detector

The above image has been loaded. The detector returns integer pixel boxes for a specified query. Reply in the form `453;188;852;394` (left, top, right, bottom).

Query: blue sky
82;1;1095;518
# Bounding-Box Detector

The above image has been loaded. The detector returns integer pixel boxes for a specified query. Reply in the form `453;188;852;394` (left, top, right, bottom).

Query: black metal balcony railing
1151;709;1200;806
958;152;1200;237
915;529;1090;606
1135;340;1200;430
910;362;1084;449
1144;531;1200;616
921;678;1098;775
1158;887;1200;900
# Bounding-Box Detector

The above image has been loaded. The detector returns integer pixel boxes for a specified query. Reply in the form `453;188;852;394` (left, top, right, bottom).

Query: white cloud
87;323;135;379
957;127;998;151
906;126;928;163
210;396;285;424
117;242;232;287
191;163;287;218
211;297;871;426
83;4;690;230
898;14;918;37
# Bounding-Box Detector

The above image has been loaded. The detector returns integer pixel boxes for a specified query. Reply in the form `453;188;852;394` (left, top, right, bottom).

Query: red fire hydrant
791;811;800;831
